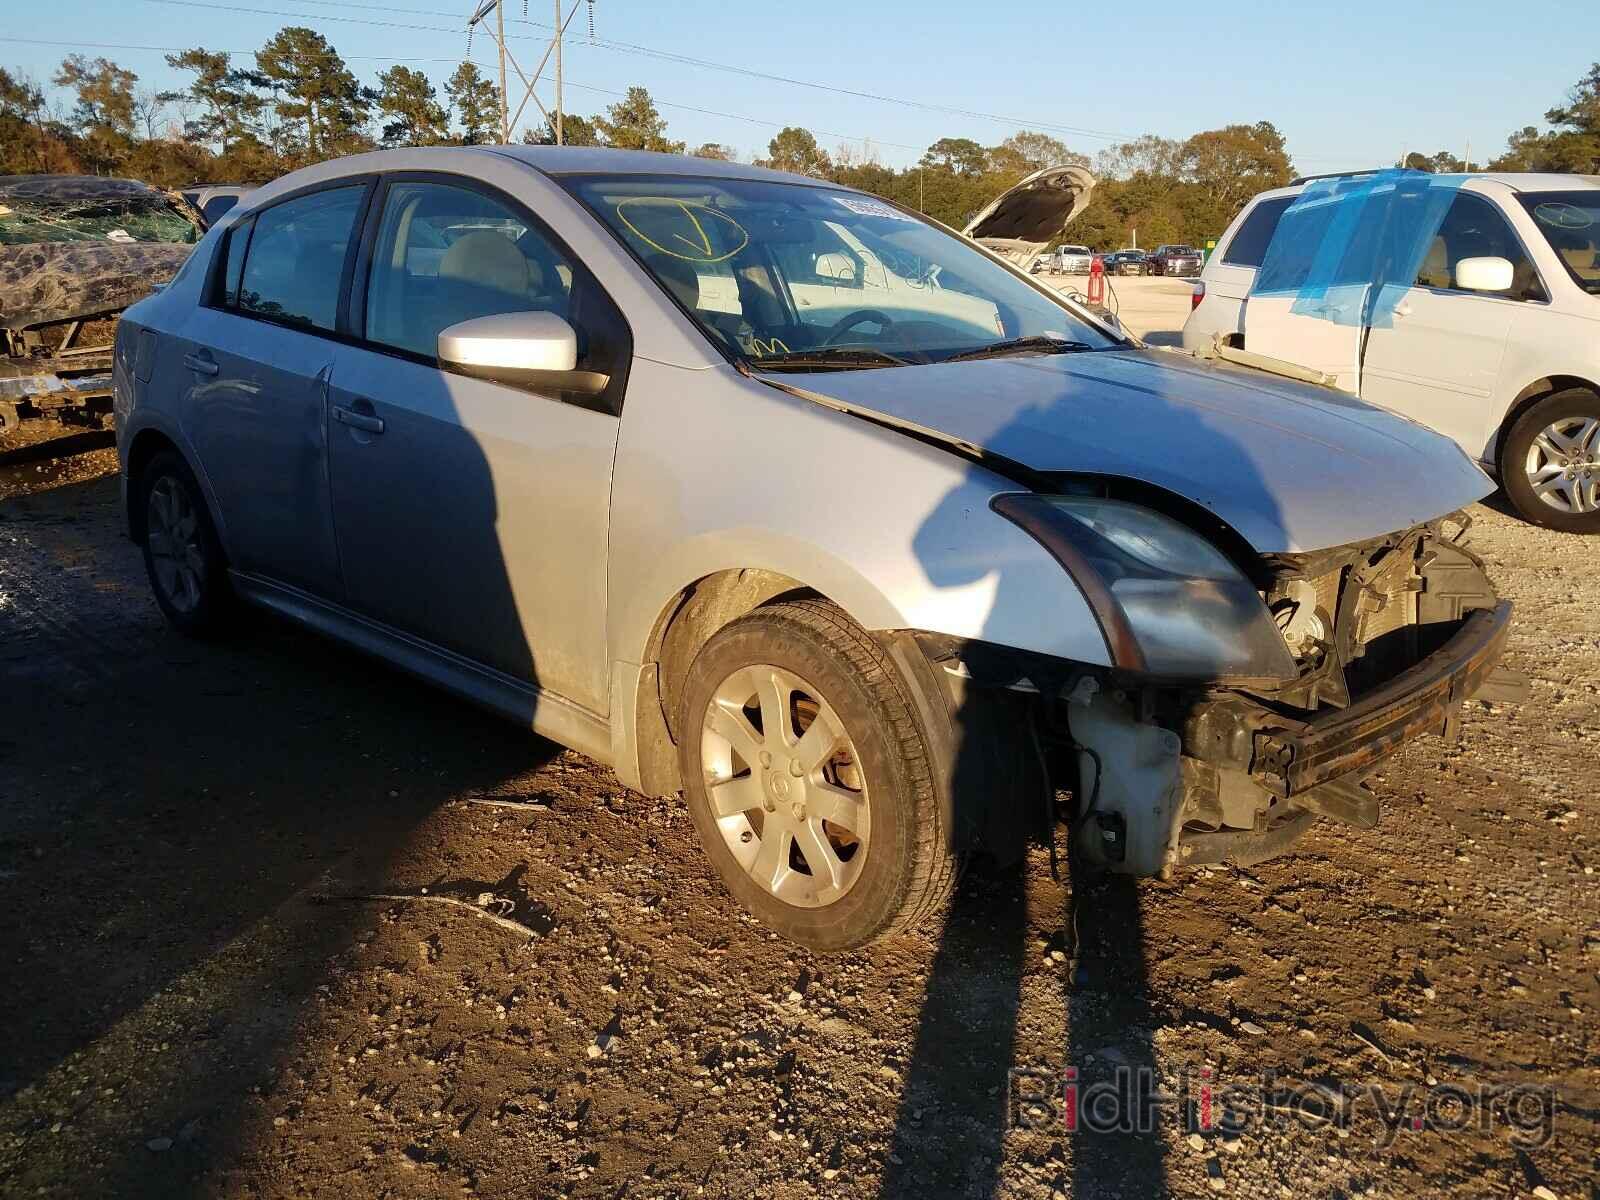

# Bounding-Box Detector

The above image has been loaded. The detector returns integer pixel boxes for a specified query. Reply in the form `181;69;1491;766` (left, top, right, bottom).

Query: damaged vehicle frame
115;147;1520;951
0;175;200;428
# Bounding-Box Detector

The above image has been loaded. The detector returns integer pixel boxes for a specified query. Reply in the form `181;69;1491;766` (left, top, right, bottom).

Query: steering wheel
822;309;895;346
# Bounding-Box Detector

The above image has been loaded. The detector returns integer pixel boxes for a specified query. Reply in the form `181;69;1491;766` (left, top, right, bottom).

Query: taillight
1190;281;1205;310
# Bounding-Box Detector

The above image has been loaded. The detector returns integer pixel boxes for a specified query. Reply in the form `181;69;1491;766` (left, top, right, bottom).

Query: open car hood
768;349;1493;554
961;164;1096;266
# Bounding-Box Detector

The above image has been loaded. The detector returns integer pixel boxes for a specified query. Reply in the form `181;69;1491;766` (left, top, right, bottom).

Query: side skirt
229;571;614;766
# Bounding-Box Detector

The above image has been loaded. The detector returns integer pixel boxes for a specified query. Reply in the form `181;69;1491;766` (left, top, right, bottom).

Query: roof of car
485;144;836;187
1485;173;1600;192
1276;171;1600;199
0;174;169;202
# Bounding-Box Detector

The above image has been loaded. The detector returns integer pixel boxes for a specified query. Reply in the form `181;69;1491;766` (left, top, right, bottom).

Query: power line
5;35;925;154
135;0;1136;143
14;9;1374;164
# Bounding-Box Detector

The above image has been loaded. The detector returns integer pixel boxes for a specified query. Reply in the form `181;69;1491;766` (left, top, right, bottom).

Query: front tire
677;600;957;950
136;450;235;635
1500;388;1600;532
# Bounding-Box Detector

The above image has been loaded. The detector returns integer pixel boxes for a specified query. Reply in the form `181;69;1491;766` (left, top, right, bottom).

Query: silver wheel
699;664;870;908
146;475;205;614
1524;415;1600;515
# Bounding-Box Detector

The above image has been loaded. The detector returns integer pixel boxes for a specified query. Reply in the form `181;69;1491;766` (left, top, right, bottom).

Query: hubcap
700;665;869;908
1525;416;1600;514
146;476;204;614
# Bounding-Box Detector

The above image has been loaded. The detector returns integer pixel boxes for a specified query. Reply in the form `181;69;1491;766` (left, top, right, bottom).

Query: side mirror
813;252;857;283
1454;256;1513;293
437;311;608;396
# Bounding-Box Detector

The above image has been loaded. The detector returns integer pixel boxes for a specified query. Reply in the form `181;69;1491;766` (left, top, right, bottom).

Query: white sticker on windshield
833;196;915;222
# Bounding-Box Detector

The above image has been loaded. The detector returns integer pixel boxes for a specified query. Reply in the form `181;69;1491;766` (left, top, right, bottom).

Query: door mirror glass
1454;256;1514;292
813;252;857;283
437;311;607;395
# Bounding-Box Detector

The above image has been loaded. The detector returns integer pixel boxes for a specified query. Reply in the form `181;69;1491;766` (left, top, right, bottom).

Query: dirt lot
1038;272;1197;344
1;308;1597;1199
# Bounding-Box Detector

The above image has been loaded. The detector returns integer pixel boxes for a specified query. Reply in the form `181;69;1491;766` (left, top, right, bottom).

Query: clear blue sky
6;0;1591;172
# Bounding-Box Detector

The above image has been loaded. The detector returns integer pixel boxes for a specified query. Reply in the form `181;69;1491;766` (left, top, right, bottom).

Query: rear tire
136;450;236;636
1500;388;1600;533
677;600;957;950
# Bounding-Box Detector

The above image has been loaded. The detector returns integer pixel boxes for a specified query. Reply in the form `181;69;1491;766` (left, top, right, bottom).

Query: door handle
332;404;384;434
1392;301;1413;318
183;351;219;376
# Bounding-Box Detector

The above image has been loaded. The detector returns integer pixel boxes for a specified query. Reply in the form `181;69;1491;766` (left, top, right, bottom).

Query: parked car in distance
1183;171;1600;531
1102;249;1149;275
1148;244;1203;277
1055;244;1094;274
180;184;256;230
117;146;1517;950
1;174;202;428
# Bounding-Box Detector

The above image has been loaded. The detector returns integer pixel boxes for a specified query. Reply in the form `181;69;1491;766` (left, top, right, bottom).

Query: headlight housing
991;494;1297;681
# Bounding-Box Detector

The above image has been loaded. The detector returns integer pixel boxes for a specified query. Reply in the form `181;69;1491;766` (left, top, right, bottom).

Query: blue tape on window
1249;169;1468;329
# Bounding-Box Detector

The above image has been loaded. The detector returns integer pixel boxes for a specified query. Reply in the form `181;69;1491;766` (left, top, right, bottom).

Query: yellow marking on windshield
750;337;790;357
615;197;749;263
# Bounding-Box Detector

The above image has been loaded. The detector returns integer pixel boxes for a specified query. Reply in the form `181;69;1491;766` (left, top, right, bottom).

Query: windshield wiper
751;347;912;371
940;335;1096;364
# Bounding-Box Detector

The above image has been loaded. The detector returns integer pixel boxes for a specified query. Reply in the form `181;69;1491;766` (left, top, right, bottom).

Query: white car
1183;172;1600;531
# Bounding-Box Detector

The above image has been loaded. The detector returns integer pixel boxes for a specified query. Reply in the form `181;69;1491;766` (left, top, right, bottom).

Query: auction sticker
833;196;915;221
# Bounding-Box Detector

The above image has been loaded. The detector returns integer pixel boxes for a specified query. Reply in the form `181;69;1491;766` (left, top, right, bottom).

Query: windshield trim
1518;190;1600;296
557;171;1126;371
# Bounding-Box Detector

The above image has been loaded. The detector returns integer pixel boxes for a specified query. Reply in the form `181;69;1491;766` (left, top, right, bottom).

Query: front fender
607;362;1113;672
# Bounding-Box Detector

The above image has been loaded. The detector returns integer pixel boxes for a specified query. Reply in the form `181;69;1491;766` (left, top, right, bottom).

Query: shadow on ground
0;475;552;1196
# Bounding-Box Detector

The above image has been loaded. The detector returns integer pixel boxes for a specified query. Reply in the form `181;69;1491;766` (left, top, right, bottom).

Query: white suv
1184;173;1600;531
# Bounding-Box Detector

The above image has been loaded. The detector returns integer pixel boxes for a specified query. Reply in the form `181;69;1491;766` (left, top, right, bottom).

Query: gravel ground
0;370;1596;1200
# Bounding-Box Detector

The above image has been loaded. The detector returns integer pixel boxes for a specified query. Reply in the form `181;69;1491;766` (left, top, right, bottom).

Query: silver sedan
115;146;1515;949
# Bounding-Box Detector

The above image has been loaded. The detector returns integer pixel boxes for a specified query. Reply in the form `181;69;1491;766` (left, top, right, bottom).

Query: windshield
0;196;200;247
1519;191;1600;295
562;174;1115;368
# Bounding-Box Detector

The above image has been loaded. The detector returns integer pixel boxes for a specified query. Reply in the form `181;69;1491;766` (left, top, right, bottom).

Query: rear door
1360;190;1542;459
1240;189;1367;392
326;174;630;715
179;181;371;599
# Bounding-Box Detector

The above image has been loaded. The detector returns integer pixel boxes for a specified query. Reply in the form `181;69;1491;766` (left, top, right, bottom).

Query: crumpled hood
0;242;193;330
778;349;1494;553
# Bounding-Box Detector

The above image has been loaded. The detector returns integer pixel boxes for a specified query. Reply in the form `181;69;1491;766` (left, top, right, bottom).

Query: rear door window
1221;195;1295;267
236;186;365;332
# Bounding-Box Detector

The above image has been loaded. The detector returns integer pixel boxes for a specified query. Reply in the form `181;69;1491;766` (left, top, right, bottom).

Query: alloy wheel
1524;416;1600;515
146;475;205;614
699;664;870;908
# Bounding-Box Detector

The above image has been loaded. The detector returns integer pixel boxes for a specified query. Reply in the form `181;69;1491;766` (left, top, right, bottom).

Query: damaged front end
912;512;1523;876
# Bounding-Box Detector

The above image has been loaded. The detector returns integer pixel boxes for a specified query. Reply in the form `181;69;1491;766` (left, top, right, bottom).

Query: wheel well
629;569;822;796
1492;376;1600;471
124;429;181;544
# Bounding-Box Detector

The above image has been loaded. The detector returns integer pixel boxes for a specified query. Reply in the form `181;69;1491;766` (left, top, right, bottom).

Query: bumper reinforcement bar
1250;601;1513;797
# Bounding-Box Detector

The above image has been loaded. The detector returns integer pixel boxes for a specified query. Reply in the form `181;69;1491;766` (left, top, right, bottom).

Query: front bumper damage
909;516;1525;875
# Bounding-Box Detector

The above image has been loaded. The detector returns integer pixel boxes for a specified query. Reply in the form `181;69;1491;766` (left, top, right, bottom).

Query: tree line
3;27;1595;247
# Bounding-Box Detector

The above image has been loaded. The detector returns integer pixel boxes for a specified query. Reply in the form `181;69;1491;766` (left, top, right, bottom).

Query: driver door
327;176;629;715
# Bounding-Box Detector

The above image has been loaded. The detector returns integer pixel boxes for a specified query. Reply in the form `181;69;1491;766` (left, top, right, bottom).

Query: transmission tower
466;1;592;144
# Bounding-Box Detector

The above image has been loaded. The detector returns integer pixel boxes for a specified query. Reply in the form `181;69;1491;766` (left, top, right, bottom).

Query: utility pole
466;0;582;144
496;0;508;143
